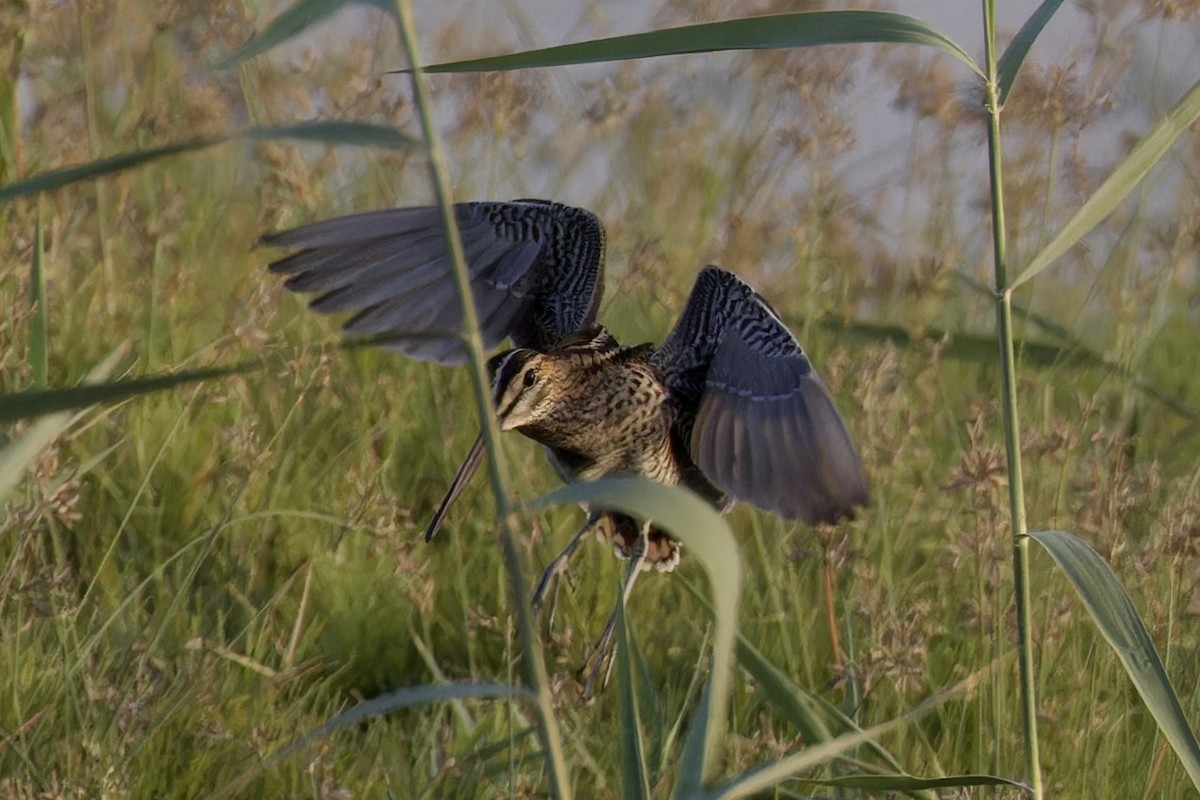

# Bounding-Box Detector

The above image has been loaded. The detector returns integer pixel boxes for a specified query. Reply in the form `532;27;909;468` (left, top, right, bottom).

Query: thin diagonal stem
390;3;571;797
982;1;1042;797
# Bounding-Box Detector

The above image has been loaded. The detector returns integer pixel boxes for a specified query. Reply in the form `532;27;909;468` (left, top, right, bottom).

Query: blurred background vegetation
1;0;1198;796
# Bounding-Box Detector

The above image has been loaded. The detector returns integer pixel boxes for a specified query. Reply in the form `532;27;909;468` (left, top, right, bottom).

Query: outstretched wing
263;200;606;364
652;266;868;525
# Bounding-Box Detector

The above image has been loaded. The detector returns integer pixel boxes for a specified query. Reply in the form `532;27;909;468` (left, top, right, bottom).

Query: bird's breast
518;364;681;485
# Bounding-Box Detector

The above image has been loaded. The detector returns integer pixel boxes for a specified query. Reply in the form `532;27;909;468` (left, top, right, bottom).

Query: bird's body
488;326;713;570
264;198;869;671
492;331;677;487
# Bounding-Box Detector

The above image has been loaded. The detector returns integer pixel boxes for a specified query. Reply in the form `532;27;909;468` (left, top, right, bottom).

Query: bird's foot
577;524;649;697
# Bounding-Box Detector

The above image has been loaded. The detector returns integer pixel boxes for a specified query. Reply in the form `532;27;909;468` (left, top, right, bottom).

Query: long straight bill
423;431;487;542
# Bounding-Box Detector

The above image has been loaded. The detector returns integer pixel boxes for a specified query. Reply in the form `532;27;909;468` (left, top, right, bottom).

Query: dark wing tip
685;303;868;526
261;202;607;362
692;377;868;525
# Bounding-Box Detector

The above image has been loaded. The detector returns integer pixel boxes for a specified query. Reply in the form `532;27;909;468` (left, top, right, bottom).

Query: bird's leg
817;524;863;699
822;539;845;668
580;521;649;697
532;510;602;619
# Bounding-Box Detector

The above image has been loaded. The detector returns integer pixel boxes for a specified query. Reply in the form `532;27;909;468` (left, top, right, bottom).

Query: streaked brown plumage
264;198;868;680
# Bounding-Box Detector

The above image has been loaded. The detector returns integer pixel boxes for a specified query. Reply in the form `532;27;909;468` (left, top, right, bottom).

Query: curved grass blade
1028;530;1200;789
0;123;415;202
214;0;395;71
0;362;257;424
996;0;1066;105
534;478;741;791
405;12;981;79
1012;75;1200;289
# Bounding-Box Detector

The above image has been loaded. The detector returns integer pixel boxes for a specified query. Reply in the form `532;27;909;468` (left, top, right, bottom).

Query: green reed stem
982;2;1042;797
391;3;572;797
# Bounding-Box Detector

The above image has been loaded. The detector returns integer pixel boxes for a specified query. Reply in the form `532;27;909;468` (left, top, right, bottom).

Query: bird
263;198;868;686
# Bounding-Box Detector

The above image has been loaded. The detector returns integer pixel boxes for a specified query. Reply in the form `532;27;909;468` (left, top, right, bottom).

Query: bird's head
487;349;556;431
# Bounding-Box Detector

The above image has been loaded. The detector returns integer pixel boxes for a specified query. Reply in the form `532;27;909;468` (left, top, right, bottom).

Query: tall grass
2;1;1199;797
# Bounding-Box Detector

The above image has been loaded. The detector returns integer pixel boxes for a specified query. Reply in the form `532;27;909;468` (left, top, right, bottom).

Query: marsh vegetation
2;0;1199;796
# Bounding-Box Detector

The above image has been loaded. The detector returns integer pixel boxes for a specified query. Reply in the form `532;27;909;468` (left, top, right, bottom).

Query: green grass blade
29;214;47;389
0;25;23;185
615;590;652;800
996;0;1066;105
407;11;981;78
734;634;833;746
676;574;927;785
954;271;1197;420
1027;530;1200;789
674;574;832;748
290;681;530;747
535;478;741;791
698;669;992;800
0;138;215;201
241;122;417;148
0;413;77;505
388;0;570;792
0;362;257;424
1012;75;1200;289
823;318;1101;370
839;273;1197;420
209;682;531;800
0;123;415;201
810;773;1025;792
0;345;126;504
214;0;395;70
678;682;717;798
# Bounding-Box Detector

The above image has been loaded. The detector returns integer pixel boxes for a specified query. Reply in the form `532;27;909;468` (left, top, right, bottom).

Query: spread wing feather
264;200;606;363
653;266;868;524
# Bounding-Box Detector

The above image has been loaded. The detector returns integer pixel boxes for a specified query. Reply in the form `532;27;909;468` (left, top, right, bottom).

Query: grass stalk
29;213;47;389
981;1;1042;796
389;3;572;796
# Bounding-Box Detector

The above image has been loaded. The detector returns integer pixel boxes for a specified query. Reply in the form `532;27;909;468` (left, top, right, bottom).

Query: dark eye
523;369;538;388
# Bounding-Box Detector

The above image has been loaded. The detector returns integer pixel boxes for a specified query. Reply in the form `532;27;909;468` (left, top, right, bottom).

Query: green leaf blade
996;0;1067;105
1012;76;1200;288
0;346;126;504
615;593;651;800
214;0;396;71
0;138;222;202
242;121;418;149
410;12;980;78
1028;530;1200;789
0;362;258;424
29;215;47;389
0;123;414;202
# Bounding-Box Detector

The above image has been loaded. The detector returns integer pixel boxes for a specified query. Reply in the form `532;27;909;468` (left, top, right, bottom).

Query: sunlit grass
2;0;1199;797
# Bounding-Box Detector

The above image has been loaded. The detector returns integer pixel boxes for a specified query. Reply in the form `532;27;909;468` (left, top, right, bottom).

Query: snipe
264;199;868;686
